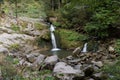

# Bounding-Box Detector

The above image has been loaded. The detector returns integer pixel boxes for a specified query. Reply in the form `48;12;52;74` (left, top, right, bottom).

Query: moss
34;23;47;30
11;24;20;32
102;60;120;80
9;43;20;50
56;29;88;49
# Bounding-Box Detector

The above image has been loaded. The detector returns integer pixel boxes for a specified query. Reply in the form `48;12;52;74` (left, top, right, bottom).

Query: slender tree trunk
58;0;62;9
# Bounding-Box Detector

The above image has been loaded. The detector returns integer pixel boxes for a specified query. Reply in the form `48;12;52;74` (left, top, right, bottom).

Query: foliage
11;24;20;32
9;43;20;50
34;23;47;30
102;60;120;80
115;39;120;54
44;0;120;39
57;29;88;49
0;55;25;80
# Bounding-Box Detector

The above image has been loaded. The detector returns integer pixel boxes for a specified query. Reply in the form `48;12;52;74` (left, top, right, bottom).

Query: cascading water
50;24;60;51
81;43;87;53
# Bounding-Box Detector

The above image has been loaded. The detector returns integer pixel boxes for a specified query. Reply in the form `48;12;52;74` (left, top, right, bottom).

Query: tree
0;0;4;12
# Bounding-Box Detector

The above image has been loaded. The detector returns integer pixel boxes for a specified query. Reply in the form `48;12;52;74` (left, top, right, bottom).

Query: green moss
102;60;120;80
56;29;88;49
11;24;20;32
34;23;47;30
9;43;20;50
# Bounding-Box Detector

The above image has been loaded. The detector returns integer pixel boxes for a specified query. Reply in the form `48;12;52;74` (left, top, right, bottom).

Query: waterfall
50;24;60;51
81;43;87;53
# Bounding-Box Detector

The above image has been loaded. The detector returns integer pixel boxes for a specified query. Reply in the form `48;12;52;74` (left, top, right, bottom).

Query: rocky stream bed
0;16;118;80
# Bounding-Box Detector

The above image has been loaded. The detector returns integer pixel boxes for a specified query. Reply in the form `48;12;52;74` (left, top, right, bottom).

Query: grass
11;24;20;32
9;43;20;50
102;60;120;80
115;39;120;54
56;29;88;49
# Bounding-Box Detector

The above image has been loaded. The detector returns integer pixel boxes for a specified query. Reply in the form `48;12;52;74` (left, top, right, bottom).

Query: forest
0;0;120;80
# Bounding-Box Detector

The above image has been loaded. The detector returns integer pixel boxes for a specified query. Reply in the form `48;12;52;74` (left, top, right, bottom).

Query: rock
74;63;82;70
53;62;82;80
33;54;45;65
108;46;115;53
0;33;34;46
73;47;81;54
93;72;102;78
0;45;9;53
66;56;74;60
88;78;94;80
84;67;94;77
91;61;103;68
53;62;81;75
44;55;58;65
26;54;36;63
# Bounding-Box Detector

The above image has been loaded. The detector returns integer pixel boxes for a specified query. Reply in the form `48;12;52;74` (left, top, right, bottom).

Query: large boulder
53;62;82;80
44;55;59;65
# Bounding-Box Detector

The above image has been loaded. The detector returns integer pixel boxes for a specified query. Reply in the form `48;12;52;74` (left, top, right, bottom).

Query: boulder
108;46;115;53
33;54;45;65
44;55;58;65
53;62;81;75
53;62;82;80
26;54;36;63
91;61;103;68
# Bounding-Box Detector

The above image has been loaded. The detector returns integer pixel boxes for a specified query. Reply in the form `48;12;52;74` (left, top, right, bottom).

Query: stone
91;61;103;68
53;62;82;80
93;72;102;78
26;54;36;63
53;62;81;75
33;54;45;65
73;47;81;55
44;55;58;65
74;63;82;70
0;45;9;53
108;46;114;52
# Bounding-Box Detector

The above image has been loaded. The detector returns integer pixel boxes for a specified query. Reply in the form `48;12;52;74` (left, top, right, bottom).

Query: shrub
102;60;120;80
56;29;88;49
115;39;120;54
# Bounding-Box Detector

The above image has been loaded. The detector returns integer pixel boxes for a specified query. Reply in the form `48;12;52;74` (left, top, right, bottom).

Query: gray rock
0;45;9;53
74;63;82;70
26;54;36;63
53;62;81;75
73;47;81;54
91;61;103;67
93;72;102;78
33;54;45;65
44;55;58;65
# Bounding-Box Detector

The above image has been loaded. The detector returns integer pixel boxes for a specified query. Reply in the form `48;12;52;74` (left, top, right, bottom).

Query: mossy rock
56;29;88;49
34;23;47;30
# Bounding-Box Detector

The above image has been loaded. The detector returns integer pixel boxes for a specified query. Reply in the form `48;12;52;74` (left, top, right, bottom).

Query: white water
50;24;60;51
81;43;87;53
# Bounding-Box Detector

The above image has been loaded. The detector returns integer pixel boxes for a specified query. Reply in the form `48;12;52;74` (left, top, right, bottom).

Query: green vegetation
43;0;120;39
57;29;88;49
34;23;47;30
102;60;120;80
11;24;20;32
9;43;20;50
115;39;120;54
